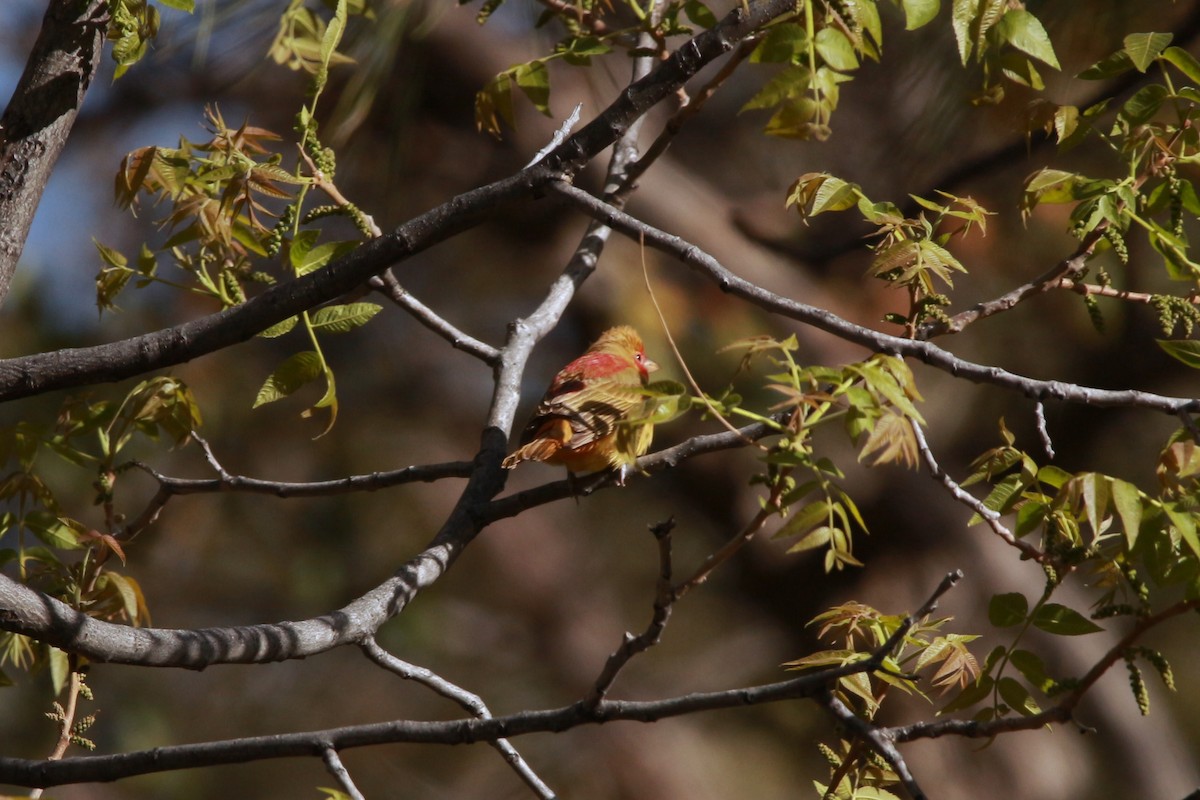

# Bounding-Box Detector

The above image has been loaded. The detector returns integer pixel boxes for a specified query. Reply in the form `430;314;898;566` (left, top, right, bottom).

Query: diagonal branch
550;181;1200;416
0;0;796;403
361;637;555;799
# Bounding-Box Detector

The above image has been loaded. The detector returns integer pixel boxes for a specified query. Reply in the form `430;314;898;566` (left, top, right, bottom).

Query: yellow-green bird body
502;326;659;480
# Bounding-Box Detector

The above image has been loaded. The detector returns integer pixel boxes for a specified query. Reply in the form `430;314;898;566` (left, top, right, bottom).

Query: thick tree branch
0;0;795;403
550;182;1200;415
0;571;960;789
0;0;109;306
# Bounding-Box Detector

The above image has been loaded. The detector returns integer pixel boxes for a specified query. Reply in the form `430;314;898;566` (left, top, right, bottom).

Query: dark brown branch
816;691;927;800
0;0;109;306
584;517;677;707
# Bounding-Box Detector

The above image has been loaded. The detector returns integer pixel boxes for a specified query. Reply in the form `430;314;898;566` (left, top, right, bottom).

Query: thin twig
910;421;1047;563
671;468;790;600
525;103;583;168
640;235;763;448
1034;401;1055;460
585;518;677;707
549;181;1200;417
29;671;85;800
1054;277;1200;305
817;691;927;800
360;638;556;800
371;271;501;364
483;417;785;521
1;573;965;789
619;38;759;195
126;458;473;507
320;747;365;800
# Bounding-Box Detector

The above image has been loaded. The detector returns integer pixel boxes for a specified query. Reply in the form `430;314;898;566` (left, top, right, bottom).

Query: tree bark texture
0;0;108;306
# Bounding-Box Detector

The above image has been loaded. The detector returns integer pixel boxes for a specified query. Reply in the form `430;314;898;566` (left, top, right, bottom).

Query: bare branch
910;421;1046;562
816;691;928;800
361;638;555;799
0;571;963;789
0;0;797;403
369;272;501;364
129;458;474;500
550;182;1200;416
672;469;789;600
585;518;677;706
1034;400;1055;460
526;103;584;168
320;747;365;800
918;229;1104;338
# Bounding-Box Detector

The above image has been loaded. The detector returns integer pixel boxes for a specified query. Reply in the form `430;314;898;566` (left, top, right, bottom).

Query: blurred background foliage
1;0;1200;797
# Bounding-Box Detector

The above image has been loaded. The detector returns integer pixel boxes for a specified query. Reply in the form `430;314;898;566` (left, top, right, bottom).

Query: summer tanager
502;326;660;483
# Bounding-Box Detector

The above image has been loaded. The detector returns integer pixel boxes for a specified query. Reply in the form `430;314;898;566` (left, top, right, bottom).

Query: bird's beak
643;356;659;373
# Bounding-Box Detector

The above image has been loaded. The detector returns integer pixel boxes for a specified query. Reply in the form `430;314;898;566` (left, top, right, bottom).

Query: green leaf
951;0;980;65
48;646;69;696
318;0;349;81
775;499;831;540
815;27;858;71
998;676;1041;716
1031;603;1103;635
1120;84;1168;126
1109;478;1143;550
253;351;324;408
941;675;993;712
997;10;1059;70
1162;46;1200;84
1079;49;1134;80
25;512;82;551
740;66;809;112
1010;649;1054;693
293;239;358;276
988;592;1028;627
1162;499;1200;558
901;0;940;30
259;316;299;339
155;0;195;11
750;23;807;64
309;302;382;333
1123;32;1172;72
682;0;717;29
514;60;551;117
1156;339;1200;369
